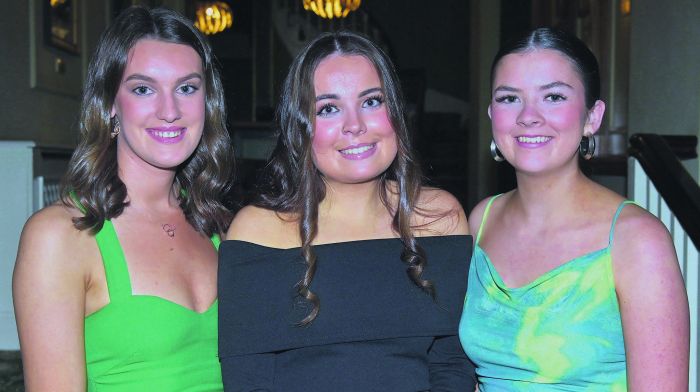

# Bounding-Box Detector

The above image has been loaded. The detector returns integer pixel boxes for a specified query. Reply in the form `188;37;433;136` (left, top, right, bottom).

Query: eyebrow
359;87;382;97
315;87;383;101
540;81;574;90
493;81;574;94
123;72;203;84
493;85;520;94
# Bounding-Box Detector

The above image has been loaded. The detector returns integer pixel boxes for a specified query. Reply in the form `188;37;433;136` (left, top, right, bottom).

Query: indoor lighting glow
303;0;361;19
620;0;631;15
195;2;233;35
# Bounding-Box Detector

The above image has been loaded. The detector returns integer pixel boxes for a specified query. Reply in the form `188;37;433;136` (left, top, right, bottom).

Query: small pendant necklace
162;223;176;238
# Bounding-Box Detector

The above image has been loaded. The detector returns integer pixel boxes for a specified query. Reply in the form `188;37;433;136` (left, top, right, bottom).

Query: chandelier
303;0;362;19
194;2;233;35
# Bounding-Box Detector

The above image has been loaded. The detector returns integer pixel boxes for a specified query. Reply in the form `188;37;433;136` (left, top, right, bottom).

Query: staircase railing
628;133;700;391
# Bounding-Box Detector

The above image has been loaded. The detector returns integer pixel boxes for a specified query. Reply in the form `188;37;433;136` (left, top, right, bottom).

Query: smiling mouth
151;129;184;138
339;144;375;155
517;136;552;144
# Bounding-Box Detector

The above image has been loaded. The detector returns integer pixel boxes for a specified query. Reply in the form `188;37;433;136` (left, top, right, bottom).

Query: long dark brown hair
61;6;233;237
254;31;432;325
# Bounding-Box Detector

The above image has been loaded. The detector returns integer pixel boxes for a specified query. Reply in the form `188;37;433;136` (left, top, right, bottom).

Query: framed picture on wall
29;0;82;96
44;0;80;54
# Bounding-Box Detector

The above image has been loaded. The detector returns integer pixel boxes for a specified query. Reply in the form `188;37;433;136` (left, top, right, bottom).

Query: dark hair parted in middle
253;31;431;324
61;6;233;237
491;27;601;108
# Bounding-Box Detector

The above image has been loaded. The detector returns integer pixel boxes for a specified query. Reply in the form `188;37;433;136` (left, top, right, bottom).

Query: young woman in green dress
13;7;232;390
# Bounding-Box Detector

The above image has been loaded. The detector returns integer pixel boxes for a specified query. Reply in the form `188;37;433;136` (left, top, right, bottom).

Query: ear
583;100;605;135
110;106;116;118
487;104;492;120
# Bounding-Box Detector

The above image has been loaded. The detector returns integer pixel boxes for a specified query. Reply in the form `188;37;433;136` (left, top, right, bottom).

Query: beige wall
628;0;700;176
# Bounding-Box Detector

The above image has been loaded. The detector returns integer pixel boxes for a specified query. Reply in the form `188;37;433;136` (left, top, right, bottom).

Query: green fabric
85;220;223;391
459;196;631;391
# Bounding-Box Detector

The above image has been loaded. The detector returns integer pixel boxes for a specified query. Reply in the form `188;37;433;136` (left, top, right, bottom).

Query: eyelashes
130;83;201;97
544;93;567;102
493;93;569;104
177;84;200;95
494;95;517;104
315;94;386;117
316;103;338;116
132;85;153;96
363;95;384;107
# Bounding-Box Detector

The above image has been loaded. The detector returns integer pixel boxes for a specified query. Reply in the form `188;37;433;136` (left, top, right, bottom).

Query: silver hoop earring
490;139;505;162
579;135;596;160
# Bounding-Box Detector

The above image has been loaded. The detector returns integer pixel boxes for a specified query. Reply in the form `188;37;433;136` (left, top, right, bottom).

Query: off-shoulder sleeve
218;236;474;390
428;334;476;391
221;353;274;392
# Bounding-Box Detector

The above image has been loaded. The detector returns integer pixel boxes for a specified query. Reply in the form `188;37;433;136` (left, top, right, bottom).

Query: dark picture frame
29;0;83;96
44;0;80;54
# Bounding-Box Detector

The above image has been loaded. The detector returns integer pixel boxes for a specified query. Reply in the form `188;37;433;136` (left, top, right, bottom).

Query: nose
341;110;366;136
156;92;182;123
516;101;543;128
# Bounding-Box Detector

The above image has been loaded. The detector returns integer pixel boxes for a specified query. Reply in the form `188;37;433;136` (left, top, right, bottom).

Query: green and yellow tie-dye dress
458;196;630;391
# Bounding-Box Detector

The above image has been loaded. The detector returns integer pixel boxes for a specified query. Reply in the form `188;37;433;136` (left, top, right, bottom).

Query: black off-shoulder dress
218;235;474;392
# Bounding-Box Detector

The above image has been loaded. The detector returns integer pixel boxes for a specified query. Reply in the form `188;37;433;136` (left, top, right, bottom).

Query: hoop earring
490;139;505;162
579;135;596;160
111;118;120;139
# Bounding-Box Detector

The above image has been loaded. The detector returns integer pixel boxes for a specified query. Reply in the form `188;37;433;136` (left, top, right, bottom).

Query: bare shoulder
15;204;94;270
18;204;87;260
226;205;298;247
611;203;677;272
14;203;94;302
467;196;496;237
413;187;469;236
610;202;684;296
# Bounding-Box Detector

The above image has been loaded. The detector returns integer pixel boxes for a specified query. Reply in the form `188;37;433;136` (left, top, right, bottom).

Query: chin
326;174;383;186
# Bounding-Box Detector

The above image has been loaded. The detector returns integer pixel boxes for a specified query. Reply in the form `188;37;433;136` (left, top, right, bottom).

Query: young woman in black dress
218;31;475;391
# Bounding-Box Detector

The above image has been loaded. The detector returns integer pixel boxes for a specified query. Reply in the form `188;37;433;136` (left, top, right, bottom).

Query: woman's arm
612;205;690;391
13;206;91;391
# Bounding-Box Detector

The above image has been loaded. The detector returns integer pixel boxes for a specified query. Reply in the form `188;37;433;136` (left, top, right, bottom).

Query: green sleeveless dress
84;220;223;391
459;196;630;391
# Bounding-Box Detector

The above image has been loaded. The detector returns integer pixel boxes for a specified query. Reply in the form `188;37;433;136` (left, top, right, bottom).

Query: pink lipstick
146;126;186;144
338;143;377;160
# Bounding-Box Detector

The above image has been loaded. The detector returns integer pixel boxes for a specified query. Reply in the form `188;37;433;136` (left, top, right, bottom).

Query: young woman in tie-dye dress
458;27;689;391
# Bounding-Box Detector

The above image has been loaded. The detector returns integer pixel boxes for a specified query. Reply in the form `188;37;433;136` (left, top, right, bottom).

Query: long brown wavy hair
254;31;432;325
61;6;233;237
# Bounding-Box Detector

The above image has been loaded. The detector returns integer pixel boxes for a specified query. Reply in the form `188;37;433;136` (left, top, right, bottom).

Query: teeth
517;136;551;143
154;130;181;138
340;145;373;155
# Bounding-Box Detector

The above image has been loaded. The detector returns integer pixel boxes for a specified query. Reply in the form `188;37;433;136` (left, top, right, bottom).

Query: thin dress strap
608;200;637;247
94;221;132;303
476;195;502;245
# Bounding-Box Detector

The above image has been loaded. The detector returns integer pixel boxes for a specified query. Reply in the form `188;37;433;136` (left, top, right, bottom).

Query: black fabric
218;235;474;391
